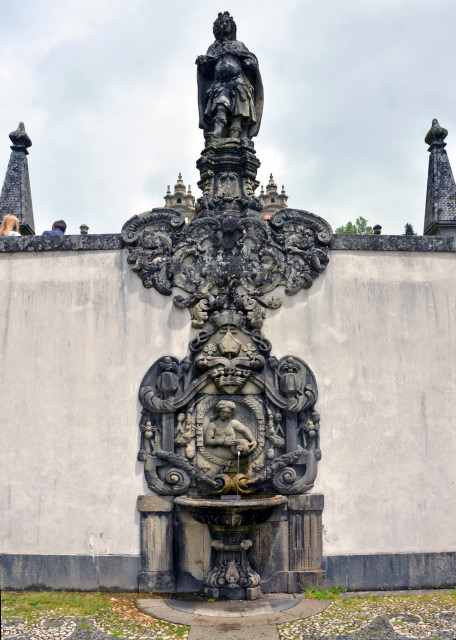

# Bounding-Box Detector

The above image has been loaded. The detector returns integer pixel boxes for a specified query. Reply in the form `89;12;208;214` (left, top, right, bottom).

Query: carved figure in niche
196;11;263;140
205;400;257;456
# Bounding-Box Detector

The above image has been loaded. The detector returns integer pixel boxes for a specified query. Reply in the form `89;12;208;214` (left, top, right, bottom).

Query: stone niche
122;11;332;598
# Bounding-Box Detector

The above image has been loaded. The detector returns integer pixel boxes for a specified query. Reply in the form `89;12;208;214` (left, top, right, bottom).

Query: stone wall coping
0;232;454;253
0;233;123;252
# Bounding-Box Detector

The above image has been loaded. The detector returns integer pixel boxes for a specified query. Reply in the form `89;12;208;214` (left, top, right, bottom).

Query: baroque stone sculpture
123;12;332;598
196;11;263;141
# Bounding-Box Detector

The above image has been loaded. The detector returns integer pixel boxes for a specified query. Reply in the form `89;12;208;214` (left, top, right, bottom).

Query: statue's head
213;11;237;41
215;400;236;418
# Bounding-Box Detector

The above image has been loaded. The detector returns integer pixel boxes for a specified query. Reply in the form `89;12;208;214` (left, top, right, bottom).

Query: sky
1;0;455;236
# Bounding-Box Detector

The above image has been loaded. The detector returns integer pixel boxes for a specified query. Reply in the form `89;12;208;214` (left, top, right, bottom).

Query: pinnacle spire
0;122;35;234
424;118;456;237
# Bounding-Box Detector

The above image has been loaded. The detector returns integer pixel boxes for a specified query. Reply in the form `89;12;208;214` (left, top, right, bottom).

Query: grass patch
1;591;111;619
1;592;189;639
302;585;347;599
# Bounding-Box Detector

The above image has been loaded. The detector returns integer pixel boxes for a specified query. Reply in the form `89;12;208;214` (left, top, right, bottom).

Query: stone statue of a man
196;11;263;140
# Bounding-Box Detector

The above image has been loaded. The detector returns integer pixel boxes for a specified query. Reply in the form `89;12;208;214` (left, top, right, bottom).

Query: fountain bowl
174;494;287;528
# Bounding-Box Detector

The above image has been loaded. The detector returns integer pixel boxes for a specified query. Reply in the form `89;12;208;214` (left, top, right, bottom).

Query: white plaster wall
1;248;455;558
267;251;456;556
0;250;192;556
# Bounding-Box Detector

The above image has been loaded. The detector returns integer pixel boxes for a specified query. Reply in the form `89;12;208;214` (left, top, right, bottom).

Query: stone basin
175;495;287;599
174;494;287;528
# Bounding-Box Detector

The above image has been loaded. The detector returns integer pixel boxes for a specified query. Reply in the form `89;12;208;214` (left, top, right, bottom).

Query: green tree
335;216;374;235
403;223;417;235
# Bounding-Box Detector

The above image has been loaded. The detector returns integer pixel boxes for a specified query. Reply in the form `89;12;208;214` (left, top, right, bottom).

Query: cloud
0;0;455;235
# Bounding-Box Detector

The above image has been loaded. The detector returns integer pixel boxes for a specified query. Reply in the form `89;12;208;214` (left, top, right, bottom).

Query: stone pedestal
196;139;262;216
137;495;175;593
286;494;325;591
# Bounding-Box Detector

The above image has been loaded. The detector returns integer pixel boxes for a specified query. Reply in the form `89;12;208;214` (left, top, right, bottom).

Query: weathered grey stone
3;552;455;591
331;233;455;251
188;625;279;640
324;552;456;590
138;571;175;593
0;122;35;235
424;118;456;237
123;13;331;599
196;12;263;142
1;232;454;253
136;594;329;626
0;554;140;591
175;495;286;600
137;494;174;512
287;494;324;572
0;233;123;252
138;495;175;593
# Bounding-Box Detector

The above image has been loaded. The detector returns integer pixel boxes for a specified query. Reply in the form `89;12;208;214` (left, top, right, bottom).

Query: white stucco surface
1;248;455;557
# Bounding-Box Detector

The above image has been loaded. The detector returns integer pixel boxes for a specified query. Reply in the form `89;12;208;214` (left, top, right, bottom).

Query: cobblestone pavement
278;594;455;639
2;593;455;640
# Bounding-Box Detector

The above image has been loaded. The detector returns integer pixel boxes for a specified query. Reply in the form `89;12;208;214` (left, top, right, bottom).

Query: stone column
287;493;324;591
137;495;175;592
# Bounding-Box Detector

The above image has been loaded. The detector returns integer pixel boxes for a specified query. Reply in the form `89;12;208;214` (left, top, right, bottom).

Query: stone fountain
122;11;332;599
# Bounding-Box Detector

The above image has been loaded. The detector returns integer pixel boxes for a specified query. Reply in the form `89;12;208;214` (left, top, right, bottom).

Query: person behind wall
42;220;67;236
0;214;21;236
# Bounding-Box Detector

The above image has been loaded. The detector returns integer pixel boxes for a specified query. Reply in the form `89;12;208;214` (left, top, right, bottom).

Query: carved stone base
139;493;325;596
204;585;262;600
287;570;325;593
196;139;262;216
138;571;175;593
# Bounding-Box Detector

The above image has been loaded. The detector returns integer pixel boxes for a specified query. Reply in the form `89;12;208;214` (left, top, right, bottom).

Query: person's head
0;214;20;236
52;220;67;233
216;400;236;420
213;11;236;42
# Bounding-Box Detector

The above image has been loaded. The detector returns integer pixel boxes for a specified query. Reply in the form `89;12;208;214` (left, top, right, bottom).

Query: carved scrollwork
122;206;332;324
125;135;330;500
122;209;186;295
136;299;322;496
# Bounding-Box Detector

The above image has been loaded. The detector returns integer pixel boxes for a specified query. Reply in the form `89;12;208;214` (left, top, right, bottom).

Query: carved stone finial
0;122;35;234
424;118;456;236
266;174;277;192
425;118;448;147
9;122;32;153
174;173;186;193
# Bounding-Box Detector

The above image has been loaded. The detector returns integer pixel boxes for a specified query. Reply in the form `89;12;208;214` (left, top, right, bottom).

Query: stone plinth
196;139;262;216
137;495;175;592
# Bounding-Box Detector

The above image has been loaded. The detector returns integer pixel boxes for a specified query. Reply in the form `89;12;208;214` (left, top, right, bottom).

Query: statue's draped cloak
197;39;264;138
